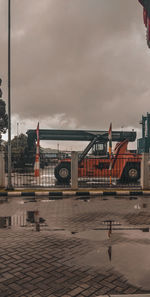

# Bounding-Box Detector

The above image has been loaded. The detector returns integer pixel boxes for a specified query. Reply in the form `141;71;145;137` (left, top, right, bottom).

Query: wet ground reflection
108;245;112;261
73;232;150;290
0;210;47;231
0;196;149;291
0;216;11;228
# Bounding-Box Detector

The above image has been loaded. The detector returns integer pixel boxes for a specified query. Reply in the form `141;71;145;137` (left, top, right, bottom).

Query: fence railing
5;155;70;188
4;152;142;189
78;154;141;188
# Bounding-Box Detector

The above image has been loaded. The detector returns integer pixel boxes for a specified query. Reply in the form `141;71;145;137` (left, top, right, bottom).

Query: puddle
23;199;37;203
129;196;138;200
72;227;150;290
111;242;150;290
0;210;47;230
0;198;8;204
118;228;150;240
0;216;11;228
76;197;90;202
133;197;150;210
76;242;150;289
41;200;55;203
73;230;110;241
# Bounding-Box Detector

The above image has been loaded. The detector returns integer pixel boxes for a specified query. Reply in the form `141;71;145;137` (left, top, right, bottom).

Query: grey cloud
0;0;149;133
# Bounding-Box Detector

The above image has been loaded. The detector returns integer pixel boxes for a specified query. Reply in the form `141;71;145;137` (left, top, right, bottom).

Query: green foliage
11;133;28;153
5;133;35;171
0;99;8;134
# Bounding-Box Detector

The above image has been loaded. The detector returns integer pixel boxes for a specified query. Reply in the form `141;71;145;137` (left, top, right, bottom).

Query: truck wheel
54;162;71;183
121;164;140;183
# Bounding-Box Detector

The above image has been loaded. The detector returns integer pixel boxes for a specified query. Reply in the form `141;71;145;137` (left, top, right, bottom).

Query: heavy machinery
26;129;141;184
54;136;141;184
54;113;150;184
138;0;150;48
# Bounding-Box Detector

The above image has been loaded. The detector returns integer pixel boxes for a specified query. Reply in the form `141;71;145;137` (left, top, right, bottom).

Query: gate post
141;153;150;189
0;151;5;188
71;151;78;190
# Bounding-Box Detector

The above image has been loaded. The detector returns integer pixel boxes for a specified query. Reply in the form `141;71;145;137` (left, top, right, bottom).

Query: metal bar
27;129;137;142
78;136;99;163
7;0;13;190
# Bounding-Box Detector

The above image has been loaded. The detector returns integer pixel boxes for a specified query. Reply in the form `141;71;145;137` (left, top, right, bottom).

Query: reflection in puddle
26;210;45;224
75;240;150;290
108;245;112;262
74;228;150;290
134;197;149;210
0;210;47;231
76;197;90;202
112;243;150;290
0;198;8;204
102;220;121;238
129;196;138;200
134;202;148;209
0;216;11;228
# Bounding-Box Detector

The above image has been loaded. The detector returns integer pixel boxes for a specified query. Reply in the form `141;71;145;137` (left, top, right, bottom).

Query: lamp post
7;0;13;190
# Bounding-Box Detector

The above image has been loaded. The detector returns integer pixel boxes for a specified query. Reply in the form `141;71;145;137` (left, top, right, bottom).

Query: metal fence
78;155;141;188
5;153;70;188
5;152;142;188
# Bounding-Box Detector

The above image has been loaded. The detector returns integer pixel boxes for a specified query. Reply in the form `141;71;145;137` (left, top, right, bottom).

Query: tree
5;133;36;172
11;133;28;154
0;99;8;147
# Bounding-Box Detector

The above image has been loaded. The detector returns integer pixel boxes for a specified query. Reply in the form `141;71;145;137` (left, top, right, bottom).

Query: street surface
0;195;149;296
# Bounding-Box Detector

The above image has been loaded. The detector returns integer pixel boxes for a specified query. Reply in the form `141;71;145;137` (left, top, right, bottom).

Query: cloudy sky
0;0;149;148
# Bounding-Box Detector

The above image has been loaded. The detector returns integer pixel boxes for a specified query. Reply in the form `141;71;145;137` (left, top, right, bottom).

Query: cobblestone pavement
0;195;149;297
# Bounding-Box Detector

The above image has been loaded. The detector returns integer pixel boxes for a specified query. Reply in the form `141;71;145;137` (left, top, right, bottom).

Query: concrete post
71;151;78;190
0;151;5;188
141;153;150;189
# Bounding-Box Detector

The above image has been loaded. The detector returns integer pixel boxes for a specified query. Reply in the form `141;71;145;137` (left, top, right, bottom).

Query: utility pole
7;0;13;190
17;122;19;149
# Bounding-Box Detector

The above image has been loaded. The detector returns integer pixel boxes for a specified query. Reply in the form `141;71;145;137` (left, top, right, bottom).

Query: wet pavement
0;196;149;296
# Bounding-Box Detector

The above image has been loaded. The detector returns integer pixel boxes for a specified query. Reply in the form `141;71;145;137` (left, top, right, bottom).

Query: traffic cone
34;153;40;177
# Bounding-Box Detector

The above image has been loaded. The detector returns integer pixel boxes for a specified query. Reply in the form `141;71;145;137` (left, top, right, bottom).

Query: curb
0;190;150;198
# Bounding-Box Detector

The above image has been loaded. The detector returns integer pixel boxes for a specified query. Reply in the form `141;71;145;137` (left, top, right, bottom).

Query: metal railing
4;152;142;188
78;154;141;188
5;153;70;188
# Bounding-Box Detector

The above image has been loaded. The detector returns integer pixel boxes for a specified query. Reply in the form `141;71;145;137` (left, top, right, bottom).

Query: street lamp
7;0;13;190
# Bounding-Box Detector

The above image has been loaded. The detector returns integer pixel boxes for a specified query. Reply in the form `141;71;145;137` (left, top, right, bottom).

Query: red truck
54;139;141;184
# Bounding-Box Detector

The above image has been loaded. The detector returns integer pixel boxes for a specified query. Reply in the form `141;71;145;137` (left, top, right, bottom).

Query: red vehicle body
54;139;142;184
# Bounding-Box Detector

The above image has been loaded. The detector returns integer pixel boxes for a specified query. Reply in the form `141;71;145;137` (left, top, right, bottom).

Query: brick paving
0;196;149;296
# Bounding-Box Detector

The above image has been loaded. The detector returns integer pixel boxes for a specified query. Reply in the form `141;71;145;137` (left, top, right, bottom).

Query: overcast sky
0;0;149;148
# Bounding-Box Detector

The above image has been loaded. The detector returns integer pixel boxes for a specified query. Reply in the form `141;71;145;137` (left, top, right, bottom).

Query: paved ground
0;195;149;297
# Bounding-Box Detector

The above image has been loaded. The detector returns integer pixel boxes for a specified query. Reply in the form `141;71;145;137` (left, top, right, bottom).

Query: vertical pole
0;152;5;187
108;123;112;186
71;151;78;190
17;122;19;148
7;0;13;189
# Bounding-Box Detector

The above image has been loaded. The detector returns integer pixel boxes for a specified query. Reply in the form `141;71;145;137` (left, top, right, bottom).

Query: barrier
4;152;141;189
